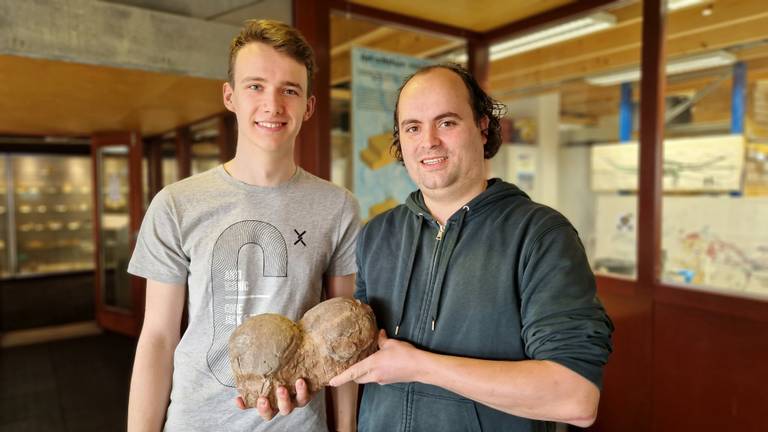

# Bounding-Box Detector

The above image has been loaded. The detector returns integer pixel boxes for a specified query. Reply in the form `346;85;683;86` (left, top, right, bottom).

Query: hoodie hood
404;178;530;223
392;179;530;335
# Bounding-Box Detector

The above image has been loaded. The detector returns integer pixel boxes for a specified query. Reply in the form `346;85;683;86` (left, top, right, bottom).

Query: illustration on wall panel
593;195;768;297
591;134;745;192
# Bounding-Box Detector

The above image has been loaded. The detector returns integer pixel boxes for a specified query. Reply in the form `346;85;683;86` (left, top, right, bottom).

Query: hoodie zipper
419;223;446;339
427;224;445;291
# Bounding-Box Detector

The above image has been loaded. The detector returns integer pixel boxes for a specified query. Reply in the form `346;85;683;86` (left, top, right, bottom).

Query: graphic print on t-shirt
206;220;288;386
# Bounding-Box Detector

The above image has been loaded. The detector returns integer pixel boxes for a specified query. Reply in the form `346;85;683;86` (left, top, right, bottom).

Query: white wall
502;92;560;207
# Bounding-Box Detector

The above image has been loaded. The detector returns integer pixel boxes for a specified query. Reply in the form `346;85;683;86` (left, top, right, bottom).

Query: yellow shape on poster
367;197;399;221
360;133;396;170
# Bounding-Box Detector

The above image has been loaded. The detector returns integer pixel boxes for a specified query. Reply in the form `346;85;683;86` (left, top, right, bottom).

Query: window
659;0;768;299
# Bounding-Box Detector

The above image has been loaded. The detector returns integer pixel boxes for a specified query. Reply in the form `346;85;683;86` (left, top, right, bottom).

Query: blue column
731;61;746;134
619;82;633;142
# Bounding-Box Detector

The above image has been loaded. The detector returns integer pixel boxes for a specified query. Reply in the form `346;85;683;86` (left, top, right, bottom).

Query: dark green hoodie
354;179;613;432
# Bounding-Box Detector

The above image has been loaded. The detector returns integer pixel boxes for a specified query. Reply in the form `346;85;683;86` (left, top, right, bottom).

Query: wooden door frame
91;131;145;337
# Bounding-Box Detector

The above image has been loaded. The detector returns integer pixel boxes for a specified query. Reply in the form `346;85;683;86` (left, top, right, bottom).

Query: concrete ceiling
100;0;292;25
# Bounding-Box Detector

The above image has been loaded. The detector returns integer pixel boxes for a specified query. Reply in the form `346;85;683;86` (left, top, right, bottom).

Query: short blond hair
228;19;316;95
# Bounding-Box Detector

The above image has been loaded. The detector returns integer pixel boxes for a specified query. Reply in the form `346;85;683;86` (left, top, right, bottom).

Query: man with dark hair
127;20;359;431
330;63;613;431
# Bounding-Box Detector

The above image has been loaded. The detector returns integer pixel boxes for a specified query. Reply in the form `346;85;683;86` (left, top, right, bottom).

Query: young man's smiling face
223;42;315;157
397;68;488;201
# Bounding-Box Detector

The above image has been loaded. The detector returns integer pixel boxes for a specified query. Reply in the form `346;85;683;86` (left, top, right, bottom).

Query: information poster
352;47;432;220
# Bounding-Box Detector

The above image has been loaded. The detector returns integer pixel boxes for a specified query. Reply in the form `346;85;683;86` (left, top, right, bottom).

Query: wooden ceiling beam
490;0;768;84
331;27;398;57
560;113;599;126
330;14;381;48
733;44;768;62
330;30;459;85
559;57;768;118
484;0;618;43
490;15;768;95
329;0;480;40
489;22;642;81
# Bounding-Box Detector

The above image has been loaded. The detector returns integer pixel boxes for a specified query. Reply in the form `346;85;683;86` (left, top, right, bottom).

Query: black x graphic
294;229;307;246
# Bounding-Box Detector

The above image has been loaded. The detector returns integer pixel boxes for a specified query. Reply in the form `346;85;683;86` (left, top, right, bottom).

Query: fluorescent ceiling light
586;51;737;86
668;0;705;11
449;12;616;63
490;12;616;60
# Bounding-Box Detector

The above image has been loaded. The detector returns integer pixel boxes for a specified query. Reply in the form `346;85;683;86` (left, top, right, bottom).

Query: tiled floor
1;333;135;432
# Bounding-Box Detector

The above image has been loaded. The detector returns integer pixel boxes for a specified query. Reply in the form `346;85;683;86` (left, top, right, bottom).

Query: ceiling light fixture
667;0;705;11
448;12;616;63
442;2;702;64
585;51;737;86
489;12;616;61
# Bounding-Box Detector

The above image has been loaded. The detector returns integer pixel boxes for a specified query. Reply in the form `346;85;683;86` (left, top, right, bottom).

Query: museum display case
95;146;132;310
0;154;94;277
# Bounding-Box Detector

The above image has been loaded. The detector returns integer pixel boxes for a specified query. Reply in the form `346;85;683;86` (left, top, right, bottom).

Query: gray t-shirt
128;165;360;432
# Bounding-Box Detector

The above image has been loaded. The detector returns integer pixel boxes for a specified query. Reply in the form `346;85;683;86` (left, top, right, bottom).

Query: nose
262;90;283;115
424;124;441;148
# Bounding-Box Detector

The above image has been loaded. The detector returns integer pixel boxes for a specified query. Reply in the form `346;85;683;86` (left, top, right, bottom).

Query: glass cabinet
0;153;94;278
97;148;133;310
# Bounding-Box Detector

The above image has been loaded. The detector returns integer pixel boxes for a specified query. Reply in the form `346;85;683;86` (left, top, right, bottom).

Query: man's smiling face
223;42;315;157
397;68;488;200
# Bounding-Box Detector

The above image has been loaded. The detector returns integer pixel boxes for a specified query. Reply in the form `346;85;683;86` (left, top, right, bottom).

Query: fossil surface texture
229;297;378;408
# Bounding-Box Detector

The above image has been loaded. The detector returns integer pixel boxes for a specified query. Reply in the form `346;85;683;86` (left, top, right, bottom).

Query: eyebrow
400;111;462;128
240;76;304;91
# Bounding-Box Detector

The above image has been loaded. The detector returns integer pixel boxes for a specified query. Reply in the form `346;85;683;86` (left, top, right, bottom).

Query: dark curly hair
391;63;507;162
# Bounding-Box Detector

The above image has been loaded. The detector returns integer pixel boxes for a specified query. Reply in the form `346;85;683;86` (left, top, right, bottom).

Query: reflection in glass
0;156;9;277
162;141;178;186
97;146;133;310
191;142;220;175
142;157;149;212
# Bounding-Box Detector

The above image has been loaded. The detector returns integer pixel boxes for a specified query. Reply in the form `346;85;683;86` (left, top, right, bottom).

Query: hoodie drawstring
427;206;469;332
393;213;423;336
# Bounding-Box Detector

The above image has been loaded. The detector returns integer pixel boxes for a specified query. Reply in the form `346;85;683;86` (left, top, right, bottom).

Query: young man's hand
234;378;311;421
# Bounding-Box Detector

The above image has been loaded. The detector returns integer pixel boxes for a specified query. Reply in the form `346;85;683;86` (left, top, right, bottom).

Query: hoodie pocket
358;383;406;432
410;390;483;432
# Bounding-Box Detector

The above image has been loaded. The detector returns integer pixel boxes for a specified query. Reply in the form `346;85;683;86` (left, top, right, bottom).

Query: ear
223;82;235;113
479;115;490;145
303;95;316;121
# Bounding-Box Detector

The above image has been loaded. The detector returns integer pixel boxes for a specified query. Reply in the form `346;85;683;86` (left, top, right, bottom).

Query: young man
127;20;359;432
330;64;613;431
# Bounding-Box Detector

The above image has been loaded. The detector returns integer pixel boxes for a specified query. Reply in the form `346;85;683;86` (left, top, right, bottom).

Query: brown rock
228;297;378;408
